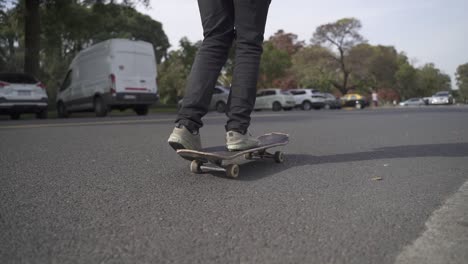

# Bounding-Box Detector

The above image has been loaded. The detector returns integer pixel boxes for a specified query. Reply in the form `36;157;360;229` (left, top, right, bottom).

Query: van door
113;44;157;97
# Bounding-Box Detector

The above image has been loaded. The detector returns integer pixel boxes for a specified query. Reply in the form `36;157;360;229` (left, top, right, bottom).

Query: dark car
340;93;369;109
323;93;342;109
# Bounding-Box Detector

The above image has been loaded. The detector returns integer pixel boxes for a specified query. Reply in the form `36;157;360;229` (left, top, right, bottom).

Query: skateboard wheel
190;160;203;174
226;164;240;178
244;153;253;160
274;151;284;163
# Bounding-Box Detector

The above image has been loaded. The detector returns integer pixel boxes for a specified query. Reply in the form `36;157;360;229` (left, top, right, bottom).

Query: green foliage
291;45;337;91
456;63;468;103
0;6;22;72
258;42;292;88
416;63;451;97
157;38;200;104
312;18;366;94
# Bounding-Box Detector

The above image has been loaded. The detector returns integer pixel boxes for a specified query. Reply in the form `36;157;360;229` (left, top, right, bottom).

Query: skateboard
176;132;289;178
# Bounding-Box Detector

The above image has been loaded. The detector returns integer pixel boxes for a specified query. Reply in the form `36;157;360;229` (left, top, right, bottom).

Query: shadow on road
229;142;468;181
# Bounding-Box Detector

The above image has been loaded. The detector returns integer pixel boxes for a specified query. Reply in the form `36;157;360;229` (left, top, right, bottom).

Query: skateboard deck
177;132;289;178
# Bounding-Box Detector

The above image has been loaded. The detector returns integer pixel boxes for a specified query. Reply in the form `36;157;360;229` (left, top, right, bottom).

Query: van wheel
302;101;312;111
272;102;282;112
216;101;227;113
36;109;48;119
134;106;149;116
94;96;108;117
57;102;69;118
10;113;20;120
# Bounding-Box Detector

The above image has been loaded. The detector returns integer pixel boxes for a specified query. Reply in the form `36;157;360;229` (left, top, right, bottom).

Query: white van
56;39;159;117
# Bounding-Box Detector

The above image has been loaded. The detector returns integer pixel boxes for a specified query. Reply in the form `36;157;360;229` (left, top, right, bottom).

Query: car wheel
36;109;48;119
134;106;149;116
302;101;312;111
10;113;20;120
216;101;227;113
94;96;108;117
272;102;282;112
324;103;331;110
355;103;362;109
57;102;69;118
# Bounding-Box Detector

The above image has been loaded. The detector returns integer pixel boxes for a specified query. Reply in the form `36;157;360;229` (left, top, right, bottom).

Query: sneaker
226;130;259;151
168;125;201;151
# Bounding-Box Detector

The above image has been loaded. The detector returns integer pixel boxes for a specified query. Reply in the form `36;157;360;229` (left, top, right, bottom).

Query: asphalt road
1;106;467;264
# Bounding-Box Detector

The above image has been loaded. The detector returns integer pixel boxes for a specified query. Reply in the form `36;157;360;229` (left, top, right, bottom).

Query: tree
258;42;291;88
417;63;451;97
269;30;304;56
291;45;337;91
22;0;152;77
312;18;366;94
395;56;419;99
24;0;40;76
0;5;22;72
456;63;468;103
158;38;200;104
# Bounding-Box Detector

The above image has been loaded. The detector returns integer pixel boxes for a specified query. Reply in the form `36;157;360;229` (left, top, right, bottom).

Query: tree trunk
24;0;40;76
342;71;349;94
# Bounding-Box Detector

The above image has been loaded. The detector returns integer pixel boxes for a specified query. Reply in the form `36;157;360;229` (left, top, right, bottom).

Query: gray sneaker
226;130;259;151
168;125;201;151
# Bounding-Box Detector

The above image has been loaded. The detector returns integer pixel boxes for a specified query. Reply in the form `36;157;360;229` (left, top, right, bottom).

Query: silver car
429;91;453;105
0;72;48;120
399;98;425;106
178;86;229;113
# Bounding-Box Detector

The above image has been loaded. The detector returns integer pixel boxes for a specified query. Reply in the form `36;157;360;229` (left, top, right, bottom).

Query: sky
137;0;468;89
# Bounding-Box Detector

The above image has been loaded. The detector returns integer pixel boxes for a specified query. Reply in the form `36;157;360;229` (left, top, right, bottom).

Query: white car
289;88;325;110
429;91;453;105
56;39;159;118
178;86;229;113
0;72;48;120
255;89;296;111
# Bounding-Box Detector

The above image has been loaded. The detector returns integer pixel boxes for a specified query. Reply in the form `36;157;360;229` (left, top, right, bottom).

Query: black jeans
176;0;271;134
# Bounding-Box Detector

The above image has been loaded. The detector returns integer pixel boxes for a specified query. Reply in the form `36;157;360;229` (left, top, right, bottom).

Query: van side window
60;71;72;92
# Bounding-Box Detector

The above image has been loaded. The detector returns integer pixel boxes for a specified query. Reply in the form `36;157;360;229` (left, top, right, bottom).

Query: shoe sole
227;144;259;152
169;141;186;151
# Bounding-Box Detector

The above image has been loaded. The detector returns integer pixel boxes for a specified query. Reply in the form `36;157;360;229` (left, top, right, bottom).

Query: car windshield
0;73;37;84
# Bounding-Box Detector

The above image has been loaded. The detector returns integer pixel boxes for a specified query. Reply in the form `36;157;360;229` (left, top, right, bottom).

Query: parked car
429;91;453;105
56;39;159;118
289;88;324;110
178;86;229;113
0;72;48;120
255;89;296;111
341;93;369;109
323;93;342;109
399;97;425;106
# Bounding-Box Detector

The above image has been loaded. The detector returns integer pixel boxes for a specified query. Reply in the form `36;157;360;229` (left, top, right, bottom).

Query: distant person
372;91;379;107
168;0;271;151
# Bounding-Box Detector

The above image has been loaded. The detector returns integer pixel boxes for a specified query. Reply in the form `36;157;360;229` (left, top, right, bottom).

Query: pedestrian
168;0;271;151
372;91;379;107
